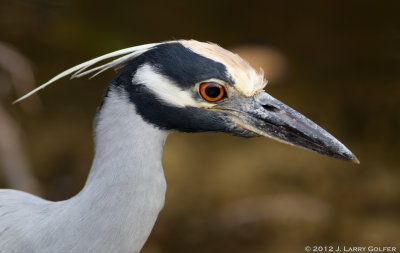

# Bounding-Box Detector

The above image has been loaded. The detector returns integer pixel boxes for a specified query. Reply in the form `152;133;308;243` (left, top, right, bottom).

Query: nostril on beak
262;104;280;112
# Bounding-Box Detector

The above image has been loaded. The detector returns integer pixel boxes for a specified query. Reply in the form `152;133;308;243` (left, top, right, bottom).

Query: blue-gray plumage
3;40;358;253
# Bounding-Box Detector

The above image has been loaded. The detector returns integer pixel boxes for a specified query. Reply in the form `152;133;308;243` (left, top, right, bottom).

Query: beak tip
340;150;359;164
330;142;359;164
350;156;360;165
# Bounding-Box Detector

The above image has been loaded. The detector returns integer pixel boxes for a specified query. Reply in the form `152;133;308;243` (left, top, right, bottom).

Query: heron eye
199;82;226;102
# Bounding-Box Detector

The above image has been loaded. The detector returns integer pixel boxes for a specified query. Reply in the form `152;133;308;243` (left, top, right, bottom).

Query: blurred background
0;0;399;252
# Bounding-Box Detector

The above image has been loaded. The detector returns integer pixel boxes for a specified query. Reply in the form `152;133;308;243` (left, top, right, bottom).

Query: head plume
13;42;160;103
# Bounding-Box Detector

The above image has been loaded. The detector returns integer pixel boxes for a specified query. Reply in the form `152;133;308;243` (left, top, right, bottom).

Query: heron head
110;40;358;163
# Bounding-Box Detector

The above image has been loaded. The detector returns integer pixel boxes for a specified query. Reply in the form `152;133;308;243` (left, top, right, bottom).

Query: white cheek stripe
132;64;212;108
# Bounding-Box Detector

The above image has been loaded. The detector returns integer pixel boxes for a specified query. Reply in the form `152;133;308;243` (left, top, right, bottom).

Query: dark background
0;0;399;252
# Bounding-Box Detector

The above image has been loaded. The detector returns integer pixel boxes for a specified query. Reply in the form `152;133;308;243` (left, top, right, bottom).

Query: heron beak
217;91;359;163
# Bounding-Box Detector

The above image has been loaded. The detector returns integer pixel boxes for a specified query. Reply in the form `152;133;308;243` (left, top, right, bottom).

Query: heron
2;40;358;252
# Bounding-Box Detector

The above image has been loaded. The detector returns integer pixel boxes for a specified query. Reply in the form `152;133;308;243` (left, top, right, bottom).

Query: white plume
13;43;160;103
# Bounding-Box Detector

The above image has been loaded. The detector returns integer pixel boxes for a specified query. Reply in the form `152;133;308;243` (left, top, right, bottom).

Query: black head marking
140;43;234;88
125;83;234;132
100;42;239;132
105;79;234;133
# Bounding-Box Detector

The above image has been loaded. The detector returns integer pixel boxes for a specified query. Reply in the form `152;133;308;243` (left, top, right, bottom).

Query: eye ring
199;82;226;102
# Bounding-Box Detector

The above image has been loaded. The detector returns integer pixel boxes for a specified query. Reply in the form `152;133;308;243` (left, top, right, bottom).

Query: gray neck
59;88;169;252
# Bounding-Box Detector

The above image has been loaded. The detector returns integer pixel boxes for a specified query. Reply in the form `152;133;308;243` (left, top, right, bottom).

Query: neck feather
62;87;169;252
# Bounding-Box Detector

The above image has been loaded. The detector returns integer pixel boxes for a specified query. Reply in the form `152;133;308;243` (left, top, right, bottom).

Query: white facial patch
132;64;214;108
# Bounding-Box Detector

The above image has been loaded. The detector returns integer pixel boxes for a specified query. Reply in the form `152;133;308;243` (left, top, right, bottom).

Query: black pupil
205;84;221;98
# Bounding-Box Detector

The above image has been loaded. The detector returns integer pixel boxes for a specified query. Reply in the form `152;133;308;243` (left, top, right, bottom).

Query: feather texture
13;43;160;103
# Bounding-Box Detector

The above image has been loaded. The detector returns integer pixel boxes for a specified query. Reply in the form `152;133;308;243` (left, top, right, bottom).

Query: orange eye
199;82;226;102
